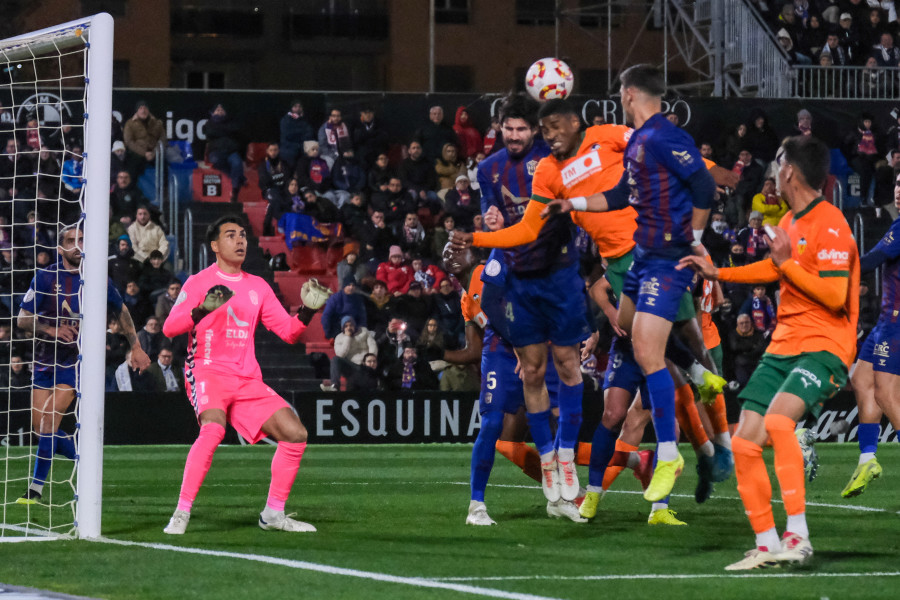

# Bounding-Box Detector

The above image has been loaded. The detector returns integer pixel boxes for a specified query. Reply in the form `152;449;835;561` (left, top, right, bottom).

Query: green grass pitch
0;443;898;600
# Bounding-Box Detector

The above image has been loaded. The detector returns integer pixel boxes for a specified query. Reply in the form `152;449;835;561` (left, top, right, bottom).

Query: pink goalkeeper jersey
163;263;305;379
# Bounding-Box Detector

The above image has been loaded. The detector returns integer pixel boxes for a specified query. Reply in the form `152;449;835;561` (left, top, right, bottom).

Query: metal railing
853;211;881;297
166;172;180;268
154;140;164;203
791;65;900;99
183;207;194;275
718;0;792;97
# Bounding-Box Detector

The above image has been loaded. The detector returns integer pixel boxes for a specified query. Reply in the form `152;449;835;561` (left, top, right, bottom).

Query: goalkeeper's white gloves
297;278;333;325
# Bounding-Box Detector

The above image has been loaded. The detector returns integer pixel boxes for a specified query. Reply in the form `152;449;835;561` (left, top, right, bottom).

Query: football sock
786;513;809;539
526;410;556;457
175;422;225;513
674;383;709;448
857;422;880;459
651;500;669;511
707;393;730;436
470;411;502;502
575;442;592;466
32;433;55;486
54;429;76;460
556;381;584;451
495;440;541;482
587;422;618;489
756;528;782;552
601;440;638;491
765;413;806;517
733;436;775;534
266;441;307;512
645;368;677;446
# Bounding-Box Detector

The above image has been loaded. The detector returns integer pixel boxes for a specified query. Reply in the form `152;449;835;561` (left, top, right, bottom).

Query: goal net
0;14;113;540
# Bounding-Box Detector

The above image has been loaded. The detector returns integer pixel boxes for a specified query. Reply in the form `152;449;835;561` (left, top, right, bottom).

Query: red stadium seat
257;235;288;258
245;142;269;168
242;201;268;237
290;245;327;274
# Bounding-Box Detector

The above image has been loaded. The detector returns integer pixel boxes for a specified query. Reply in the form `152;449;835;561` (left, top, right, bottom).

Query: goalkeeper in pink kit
162;215;330;534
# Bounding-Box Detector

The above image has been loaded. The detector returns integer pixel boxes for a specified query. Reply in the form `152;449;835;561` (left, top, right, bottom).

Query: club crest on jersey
492;172;500;183
526;159;538;175
561;150;602;187
797;237;807;255
249;290;259;305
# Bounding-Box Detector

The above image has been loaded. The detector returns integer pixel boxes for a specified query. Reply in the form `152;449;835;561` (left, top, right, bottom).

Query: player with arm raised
679;135;859;570
17;224;151;505
162;215;325;534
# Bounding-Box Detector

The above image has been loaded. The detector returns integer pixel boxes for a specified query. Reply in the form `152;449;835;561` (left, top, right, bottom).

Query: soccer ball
525;58;574;101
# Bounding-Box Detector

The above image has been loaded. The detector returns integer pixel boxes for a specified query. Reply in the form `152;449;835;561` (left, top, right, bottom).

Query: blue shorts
496;263;591;348
479;333;560;415
861;319;900;374
33;365;76;389
603;336;643;397
621;255;695;322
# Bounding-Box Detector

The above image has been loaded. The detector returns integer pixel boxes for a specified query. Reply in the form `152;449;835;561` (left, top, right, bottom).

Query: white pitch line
92;537;565;600
428;571;900;582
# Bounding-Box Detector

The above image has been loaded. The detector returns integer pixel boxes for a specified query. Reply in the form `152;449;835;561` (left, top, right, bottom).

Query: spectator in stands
0;138;27;202
376;317;411;373
340;192;369;241
844;111;882;203
61;145;84;198
49;114;82;151
259;142;291;235
138;249;171;301
7;354;30;390
321;275;368;340
698;141;716;163
873;31;900;66
751;177;789;226
774;4;803;48
110;170;146;221
138;314;166;362
127;205;169;263
740;284;777;336
376;245;414;296
20;114;42;152
726;313;768;391
368;152;394;196
744;108;780;163
361;210;398;265
206;103;245;203
399;140;439;208
873;149;900;219
416;317;445;362
483;116;502;156
365;280;393;336
435;143;464;192
732;148;766;219
352;106;389;171
332;149;366;206
452;106;483;160
371;176;416;227
858;278;879;342
385;342;439;390
395;212;428;258
346;352;383;391
856;55;890;97
279;99;314;168
317;107;353;168
860;6;888;55
838;12;862;62
300;187;341;224
321;315;377;391
777;27;813;64
123;279;152;328
155;278;181;322
720;122;747;168
821;30;851;65
110;140;127;184
702;210;737;266
393;281;433;339
886;111;900;153
105;316;129;391
123;100;165;178
115;349;156;392
736;210;769;262
817;0;840;24
108;235;142;295
466;152;485;191
337;242;369;287
791;109;814;137
433;276;464;349
147;344;182;392
410;256;446;294
444;173;481;229
415;106;459;163
431;214;455;262
801;13;828;56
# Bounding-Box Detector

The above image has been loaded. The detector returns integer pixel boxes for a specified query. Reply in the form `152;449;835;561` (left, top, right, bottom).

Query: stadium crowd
0;89;890;398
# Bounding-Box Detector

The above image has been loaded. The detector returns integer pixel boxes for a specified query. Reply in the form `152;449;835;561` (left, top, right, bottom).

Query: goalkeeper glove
191;285;235;323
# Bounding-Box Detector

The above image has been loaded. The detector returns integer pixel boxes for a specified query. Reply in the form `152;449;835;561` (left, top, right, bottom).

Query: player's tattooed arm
16;308;78;342
118;305;152;373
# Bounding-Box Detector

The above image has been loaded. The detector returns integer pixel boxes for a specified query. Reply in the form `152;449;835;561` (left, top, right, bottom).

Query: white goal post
0;13;113;541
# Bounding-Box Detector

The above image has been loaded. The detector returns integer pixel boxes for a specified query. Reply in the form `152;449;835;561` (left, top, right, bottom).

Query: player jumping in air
17;224;151;504
679;136;859;570
542;65;716;503
161;215;324;534
843;166;900;497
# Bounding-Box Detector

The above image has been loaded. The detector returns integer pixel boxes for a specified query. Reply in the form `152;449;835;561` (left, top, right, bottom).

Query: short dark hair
499;92;541;128
206;214;246;246
537;98;578;121
619;64;666;97
781;135;830;190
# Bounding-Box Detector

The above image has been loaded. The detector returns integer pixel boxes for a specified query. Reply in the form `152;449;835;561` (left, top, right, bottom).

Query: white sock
557;447;575;462
260;506;283;520
586;484;604;493
786;513;809;539
859;452;876;465
29;482;44;494
688;361;707;384
468;500;485;510
756;527;781;552
651;502;668;512
657;441;678;462
714;433;732;449
540;450;556;465
699;440;715;457
625;451;641;470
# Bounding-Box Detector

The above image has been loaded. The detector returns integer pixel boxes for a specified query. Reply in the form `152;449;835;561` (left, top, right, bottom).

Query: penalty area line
429;571;900;582
91;537;565;600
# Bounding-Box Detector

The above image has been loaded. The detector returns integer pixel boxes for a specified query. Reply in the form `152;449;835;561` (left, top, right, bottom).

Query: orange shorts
184;370;290;444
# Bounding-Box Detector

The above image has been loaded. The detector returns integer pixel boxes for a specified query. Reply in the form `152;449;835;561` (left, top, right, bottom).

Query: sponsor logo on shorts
791;367;821;389
874;340;890;358
640;277;660;298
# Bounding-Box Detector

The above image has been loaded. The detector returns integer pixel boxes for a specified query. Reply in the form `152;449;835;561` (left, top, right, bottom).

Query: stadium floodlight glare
0;13;113;542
